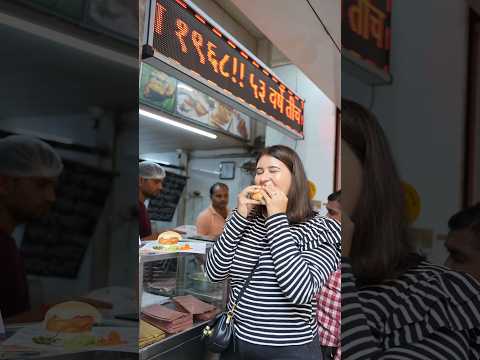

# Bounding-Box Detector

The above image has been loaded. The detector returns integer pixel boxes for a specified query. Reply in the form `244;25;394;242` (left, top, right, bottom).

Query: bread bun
157;231;182;245
250;190;264;202
44;301;101;333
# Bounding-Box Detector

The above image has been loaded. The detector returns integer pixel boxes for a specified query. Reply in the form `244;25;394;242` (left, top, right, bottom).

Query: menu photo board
175;80;251;139
140;62;178;113
144;0;304;137
342;0;391;75
140;63;251;140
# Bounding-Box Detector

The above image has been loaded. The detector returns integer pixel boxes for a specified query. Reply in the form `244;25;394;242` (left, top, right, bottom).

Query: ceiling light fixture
139;109;217;139
140;157;171;166
177;83;194;92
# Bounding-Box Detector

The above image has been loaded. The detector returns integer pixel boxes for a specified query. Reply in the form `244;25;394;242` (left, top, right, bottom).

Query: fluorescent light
192;168;220;175
139;109;217;139
177;83;194;92
141;157;171;166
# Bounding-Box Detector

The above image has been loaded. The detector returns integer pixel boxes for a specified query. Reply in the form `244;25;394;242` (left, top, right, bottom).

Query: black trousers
320;345;337;359
220;335;323;360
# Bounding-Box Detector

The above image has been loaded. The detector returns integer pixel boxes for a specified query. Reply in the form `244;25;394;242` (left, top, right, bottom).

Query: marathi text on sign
148;0;305;135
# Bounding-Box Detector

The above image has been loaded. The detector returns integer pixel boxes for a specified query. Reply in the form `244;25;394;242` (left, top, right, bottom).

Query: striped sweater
342;259;480;359
205;209;341;346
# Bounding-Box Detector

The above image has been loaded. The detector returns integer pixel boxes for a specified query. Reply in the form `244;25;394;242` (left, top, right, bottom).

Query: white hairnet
0;135;63;178
139;161;166;180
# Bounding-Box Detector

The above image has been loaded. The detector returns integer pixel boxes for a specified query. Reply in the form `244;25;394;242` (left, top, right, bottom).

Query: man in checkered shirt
317;191;341;359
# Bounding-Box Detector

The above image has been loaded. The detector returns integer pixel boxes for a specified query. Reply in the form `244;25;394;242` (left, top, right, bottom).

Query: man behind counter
325;190;341;223
444;202;480;281
138;161;166;240
196;182;229;239
0;135;63;319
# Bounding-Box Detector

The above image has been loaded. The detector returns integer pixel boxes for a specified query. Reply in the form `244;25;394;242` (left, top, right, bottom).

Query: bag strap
229;259;260;315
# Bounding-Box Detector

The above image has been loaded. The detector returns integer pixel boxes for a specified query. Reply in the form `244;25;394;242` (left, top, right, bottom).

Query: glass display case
139;239;228;360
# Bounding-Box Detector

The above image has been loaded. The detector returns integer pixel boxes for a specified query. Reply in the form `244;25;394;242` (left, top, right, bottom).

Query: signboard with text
342;0;391;73
144;0;304;137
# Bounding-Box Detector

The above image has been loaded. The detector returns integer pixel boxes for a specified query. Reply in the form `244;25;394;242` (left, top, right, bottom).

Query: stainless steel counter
138;240;224;360
139;320;208;360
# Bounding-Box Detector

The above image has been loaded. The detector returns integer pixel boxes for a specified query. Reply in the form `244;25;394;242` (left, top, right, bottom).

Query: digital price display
342;0;391;72
147;0;304;136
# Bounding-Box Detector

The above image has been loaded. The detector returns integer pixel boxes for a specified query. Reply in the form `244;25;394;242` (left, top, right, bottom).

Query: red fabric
317;269;341;360
139;200;152;238
0;230;30;318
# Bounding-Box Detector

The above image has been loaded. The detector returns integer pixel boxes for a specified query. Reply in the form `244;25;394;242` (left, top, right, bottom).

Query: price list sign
146;0;305;136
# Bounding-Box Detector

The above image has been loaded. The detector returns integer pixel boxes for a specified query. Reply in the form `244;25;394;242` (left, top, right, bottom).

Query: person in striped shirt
341;99;480;360
206;145;340;360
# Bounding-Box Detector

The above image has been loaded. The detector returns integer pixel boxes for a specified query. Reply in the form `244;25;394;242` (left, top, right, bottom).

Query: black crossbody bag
202;261;259;353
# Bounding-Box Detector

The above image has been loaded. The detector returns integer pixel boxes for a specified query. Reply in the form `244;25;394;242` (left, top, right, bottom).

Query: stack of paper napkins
142;304;193;334
139;319;166;348
173;295;219;321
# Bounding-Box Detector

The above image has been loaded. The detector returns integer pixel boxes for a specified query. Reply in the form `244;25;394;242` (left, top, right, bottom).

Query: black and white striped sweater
342;259;480;359
205;210;341;346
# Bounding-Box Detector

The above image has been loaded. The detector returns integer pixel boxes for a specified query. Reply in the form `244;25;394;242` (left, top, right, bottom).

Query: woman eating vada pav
206;145;340;360
341;99;480;359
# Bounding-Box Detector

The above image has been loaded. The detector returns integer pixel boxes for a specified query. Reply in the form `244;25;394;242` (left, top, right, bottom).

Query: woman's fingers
259;189;271;203
264;184;285;197
261;187;273;198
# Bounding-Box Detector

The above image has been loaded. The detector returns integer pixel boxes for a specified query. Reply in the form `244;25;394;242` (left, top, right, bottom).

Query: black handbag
202;261;259;353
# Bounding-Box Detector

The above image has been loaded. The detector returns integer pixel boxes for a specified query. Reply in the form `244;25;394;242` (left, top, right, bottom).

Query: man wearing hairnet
139;161;165;240
0;135;63;319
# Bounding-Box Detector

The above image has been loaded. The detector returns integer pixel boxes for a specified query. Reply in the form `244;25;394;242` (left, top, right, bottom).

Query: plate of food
176;86;213;124
140;66;177;112
2;301;136;353
141;231;206;254
209;101;234;130
152;231;190;252
229;110;251;139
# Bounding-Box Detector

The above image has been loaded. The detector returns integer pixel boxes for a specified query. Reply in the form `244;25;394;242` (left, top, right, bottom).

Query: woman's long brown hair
256;145;315;224
342;99;422;285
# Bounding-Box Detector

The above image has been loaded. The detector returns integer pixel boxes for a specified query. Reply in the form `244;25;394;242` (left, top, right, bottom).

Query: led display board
342;0;391;73
144;0;305;136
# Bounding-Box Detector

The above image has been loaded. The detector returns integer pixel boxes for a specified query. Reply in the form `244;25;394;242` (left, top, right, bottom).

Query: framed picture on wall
219;162;236;180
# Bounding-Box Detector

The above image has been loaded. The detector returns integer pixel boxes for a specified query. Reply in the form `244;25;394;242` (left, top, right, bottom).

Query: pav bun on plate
157;231;182;245
44;301;101;333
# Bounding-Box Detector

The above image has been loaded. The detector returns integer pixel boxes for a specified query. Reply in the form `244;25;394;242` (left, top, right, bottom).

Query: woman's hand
342;212;355;257
237;185;264;218
260;184;288;217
